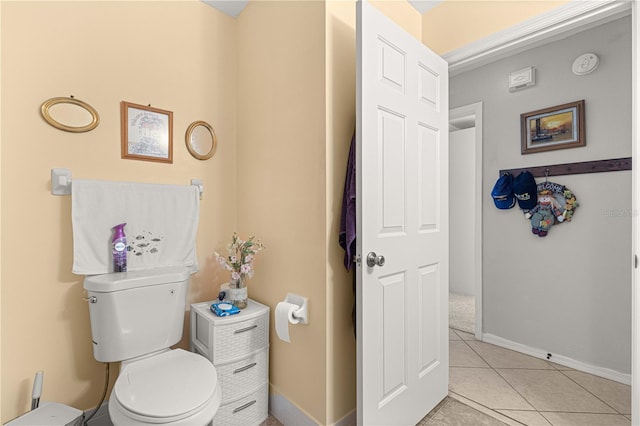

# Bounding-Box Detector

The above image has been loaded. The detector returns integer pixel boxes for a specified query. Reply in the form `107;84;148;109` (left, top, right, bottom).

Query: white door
356;1;449;425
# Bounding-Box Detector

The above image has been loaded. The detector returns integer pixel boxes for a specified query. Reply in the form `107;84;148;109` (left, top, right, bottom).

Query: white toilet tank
84;266;190;363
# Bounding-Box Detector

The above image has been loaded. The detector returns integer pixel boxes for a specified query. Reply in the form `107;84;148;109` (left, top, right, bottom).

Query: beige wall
1;1;237;421
422;0;570;54
326;1;357;423
236;1;329;423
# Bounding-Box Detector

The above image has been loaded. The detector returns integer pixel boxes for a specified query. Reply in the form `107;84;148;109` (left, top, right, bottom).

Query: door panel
380;109;406;233
419;263;440;377
418;124;439;230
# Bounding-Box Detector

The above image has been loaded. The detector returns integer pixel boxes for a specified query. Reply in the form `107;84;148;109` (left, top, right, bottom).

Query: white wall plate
508;67;535;92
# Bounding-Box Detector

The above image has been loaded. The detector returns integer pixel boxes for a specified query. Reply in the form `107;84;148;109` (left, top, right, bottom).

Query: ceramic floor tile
454;330;476;341
562;370;631;415
449;394;524;426
422;397;507;426
497;410;552;425
449;328;461;341
541;412;630;426
450;341;490;368
466;341;555;370
261;415;283;426
450;367;534;411
548;361;575;371
497;369;615;413
417;397;450;425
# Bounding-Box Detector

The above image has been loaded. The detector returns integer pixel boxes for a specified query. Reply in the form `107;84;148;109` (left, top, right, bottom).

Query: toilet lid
114;349;218;421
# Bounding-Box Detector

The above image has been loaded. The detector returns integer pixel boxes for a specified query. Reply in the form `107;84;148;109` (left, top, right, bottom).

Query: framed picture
121;101;173;163
521;100;585;155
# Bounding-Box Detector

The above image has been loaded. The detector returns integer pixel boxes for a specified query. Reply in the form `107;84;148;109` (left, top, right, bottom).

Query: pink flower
214;233;264;285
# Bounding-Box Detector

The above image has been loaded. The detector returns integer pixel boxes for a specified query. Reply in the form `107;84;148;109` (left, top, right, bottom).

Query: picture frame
520;100;585;155
121;101;173;163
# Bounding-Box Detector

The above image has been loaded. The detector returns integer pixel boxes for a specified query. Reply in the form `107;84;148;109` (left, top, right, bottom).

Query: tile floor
89;328;630;426
261;414;284;425
264;327;631;425
419;328;631;426
419;396;509;426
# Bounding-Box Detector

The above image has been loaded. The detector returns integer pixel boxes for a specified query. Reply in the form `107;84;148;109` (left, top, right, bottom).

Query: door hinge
635;254;638;269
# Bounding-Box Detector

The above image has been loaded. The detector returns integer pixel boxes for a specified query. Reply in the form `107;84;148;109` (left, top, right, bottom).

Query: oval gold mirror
40;97;100;133
185;121;217;160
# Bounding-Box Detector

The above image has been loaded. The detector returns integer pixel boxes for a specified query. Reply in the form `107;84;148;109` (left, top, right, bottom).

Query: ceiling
203;0;443;18
202;0;249;18
407;1;443;14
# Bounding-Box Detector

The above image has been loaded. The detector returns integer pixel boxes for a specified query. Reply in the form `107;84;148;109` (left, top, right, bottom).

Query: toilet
84;266;221;425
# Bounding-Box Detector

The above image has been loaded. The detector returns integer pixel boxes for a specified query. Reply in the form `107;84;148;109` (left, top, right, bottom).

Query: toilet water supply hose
83;363;110;425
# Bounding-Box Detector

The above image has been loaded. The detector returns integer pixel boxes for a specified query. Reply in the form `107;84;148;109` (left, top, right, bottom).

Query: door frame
444;1;636;423
632;1;639;424
449;102;483;340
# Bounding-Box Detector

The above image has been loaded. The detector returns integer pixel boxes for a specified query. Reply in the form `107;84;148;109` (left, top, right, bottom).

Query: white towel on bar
71;179;200;275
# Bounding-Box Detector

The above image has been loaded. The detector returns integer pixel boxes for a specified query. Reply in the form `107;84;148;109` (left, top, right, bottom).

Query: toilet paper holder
285;293;308;325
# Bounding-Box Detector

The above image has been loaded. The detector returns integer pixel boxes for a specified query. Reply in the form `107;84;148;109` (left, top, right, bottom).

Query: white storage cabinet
190;299;270;426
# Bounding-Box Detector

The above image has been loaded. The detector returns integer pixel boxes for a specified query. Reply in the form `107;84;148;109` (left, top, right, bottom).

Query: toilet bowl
108;349;221;426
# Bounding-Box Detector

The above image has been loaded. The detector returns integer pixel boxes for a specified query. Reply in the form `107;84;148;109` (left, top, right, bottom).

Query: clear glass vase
229;277;248;309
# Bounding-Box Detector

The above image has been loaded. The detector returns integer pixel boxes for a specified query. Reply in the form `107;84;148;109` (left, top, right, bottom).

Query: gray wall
450;16;632;375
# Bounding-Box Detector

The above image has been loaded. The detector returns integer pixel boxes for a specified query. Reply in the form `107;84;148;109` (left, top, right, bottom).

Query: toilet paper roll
275;301;301;343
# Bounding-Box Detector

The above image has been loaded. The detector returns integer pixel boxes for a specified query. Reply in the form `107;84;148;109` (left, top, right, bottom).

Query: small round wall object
572;53;599;76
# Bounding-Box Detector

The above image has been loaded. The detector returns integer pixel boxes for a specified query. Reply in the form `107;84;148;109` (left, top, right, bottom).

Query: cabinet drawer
213;384;268;426
217;347;268;403
212;314;268;363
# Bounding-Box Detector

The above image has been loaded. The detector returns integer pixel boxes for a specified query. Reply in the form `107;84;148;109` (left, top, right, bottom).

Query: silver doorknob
366;252;386;267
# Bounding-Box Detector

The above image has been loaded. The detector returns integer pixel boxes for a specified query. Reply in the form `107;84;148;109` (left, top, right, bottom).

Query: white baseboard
269;393;356;426
333;409;356;426
482;333;631;386
269;392;318;426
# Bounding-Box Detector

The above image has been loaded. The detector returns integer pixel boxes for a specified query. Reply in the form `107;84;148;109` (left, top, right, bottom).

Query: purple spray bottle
112;223;127;272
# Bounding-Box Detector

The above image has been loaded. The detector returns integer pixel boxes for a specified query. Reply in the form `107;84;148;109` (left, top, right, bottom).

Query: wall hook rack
499;157;631;178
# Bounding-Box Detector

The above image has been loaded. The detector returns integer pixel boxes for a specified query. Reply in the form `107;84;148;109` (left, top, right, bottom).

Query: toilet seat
112;349;219;424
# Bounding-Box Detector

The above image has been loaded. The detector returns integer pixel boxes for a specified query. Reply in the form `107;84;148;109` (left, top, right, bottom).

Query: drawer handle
233;362;257;374
234;324;258;334
233;400;256;414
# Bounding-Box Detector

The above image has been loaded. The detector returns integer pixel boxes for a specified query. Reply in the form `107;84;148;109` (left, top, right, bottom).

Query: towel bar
50;168;204;199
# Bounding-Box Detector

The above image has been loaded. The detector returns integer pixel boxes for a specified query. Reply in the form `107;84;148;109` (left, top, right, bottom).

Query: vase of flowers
215;233;264;309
